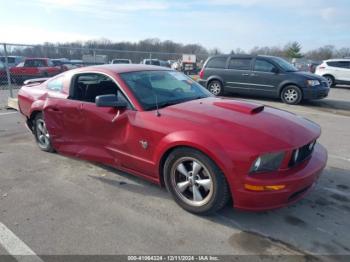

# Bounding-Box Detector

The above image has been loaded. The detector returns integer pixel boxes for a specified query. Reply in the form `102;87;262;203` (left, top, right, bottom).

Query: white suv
315;59;350;87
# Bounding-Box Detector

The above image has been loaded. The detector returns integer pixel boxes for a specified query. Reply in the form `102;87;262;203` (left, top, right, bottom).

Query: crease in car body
17;64;328;215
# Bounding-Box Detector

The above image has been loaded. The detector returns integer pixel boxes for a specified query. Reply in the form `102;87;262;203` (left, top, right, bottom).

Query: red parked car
17;65;327;214
10;58;61;84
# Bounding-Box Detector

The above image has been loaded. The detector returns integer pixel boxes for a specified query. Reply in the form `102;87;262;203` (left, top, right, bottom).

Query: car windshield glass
120;70;212;110
270;57;298;72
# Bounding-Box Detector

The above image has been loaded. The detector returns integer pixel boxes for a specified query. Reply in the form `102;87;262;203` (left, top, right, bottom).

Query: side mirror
271;67;280;74
96;94;127;109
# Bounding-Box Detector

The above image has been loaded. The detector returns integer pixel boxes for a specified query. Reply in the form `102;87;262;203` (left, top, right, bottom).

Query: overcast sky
1;0;349;52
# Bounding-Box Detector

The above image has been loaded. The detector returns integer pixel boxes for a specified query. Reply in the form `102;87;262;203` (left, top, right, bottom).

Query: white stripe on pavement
0;112;18;116
0;222;43;262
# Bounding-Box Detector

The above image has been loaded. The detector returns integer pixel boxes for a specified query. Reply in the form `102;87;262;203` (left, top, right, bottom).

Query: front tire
324;75;335;87
164;147;230;215
208;80;224;96
33;113;55;152
281;85;302;105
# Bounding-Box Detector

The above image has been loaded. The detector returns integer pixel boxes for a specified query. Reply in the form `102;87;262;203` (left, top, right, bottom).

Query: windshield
120;70;212;110
270;57;298;72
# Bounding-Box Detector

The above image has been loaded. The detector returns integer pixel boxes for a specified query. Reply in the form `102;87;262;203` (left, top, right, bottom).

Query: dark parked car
198;55;330;104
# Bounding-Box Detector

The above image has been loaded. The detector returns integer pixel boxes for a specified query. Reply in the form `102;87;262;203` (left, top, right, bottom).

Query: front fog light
244;184;286;191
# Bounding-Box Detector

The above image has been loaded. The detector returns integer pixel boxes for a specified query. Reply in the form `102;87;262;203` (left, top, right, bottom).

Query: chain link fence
0;43;209;101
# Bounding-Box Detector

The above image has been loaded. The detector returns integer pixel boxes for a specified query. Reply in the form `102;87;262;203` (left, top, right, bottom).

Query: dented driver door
80;101;133;166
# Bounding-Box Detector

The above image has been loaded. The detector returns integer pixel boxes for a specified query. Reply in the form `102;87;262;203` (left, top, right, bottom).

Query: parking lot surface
0;86;349;259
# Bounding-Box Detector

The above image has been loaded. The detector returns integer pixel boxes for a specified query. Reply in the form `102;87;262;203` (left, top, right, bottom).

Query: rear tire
164;147;230;215
323;75;335;87
208;80;224;96
33;113;55;152
281;85;302;105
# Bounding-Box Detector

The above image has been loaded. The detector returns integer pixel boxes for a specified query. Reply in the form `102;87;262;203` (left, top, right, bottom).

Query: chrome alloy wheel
36;119;50;149
170;157;214;207
209;82;221;96
284;88;298;103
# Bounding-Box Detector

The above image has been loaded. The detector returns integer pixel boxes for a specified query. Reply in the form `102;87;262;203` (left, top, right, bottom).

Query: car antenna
155;93;161;117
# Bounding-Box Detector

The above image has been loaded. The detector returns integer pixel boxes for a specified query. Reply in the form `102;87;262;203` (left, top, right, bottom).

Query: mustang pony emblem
139;140;148;149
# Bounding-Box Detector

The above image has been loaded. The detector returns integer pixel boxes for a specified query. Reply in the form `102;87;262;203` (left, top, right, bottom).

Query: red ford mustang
18;64;327;214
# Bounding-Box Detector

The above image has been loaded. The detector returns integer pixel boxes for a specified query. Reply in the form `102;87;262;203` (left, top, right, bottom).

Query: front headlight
306;80;320;87
250;152;285;173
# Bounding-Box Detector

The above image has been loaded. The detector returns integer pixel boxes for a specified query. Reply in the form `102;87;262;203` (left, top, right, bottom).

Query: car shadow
89;163;172;200
93;163;350;255
304;99;350;112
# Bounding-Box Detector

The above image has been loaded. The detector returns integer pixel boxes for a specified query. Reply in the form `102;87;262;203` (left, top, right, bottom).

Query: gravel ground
0;86;19;110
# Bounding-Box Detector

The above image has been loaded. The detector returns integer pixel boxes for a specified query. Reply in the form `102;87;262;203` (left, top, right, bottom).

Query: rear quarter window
254;59;276;72
47;76;64;91
206;57;227;69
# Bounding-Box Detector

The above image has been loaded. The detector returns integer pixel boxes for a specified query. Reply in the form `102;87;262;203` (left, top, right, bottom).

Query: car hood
160;97;321;153
291;71;325;81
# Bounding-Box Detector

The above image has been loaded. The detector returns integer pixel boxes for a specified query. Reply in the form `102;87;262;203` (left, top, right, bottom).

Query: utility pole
3;44;13;98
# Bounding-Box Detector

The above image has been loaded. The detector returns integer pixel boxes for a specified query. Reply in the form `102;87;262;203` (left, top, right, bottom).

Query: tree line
246;42;350;61
4;39;350;62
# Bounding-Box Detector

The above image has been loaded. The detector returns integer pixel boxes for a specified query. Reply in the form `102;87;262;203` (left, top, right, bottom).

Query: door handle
250;73;256;76
242;73;249;76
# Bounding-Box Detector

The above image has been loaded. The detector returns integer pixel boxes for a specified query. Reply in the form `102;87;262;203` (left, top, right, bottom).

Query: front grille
289;141;316;167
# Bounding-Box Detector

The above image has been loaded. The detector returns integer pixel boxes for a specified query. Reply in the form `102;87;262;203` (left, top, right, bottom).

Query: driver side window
254;59;276;73
69;73;130;107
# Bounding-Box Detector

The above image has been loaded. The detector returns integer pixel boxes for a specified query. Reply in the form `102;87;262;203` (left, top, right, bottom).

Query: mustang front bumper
233;143;327;211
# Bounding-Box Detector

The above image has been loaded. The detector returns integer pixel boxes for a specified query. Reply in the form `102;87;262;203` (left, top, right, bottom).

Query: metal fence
0;43;209;98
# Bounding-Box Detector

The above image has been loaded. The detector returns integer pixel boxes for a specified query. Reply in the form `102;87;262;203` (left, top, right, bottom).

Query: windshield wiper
157;101;182;109
145;101;179;111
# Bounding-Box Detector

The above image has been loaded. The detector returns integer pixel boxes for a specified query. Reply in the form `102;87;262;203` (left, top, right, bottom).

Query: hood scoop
213;100;264;114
